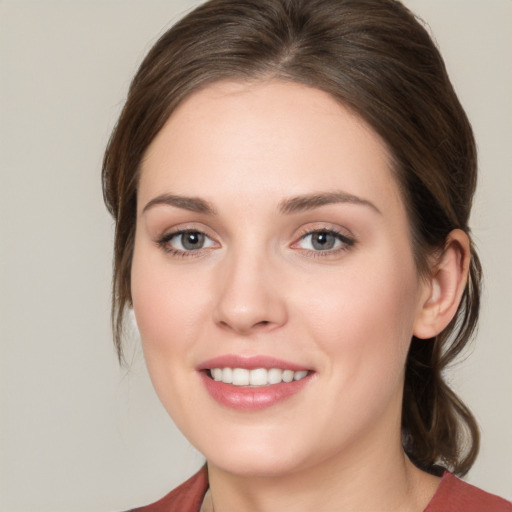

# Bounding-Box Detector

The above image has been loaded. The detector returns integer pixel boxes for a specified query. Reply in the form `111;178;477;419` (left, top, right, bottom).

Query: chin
190;424;309;477
206;449;304;478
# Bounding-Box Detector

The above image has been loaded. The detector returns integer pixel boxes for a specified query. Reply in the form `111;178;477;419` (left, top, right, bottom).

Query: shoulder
127;466;209;512
425;471;512;512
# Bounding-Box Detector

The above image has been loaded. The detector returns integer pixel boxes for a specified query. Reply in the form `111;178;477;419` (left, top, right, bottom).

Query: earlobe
413;229;470;340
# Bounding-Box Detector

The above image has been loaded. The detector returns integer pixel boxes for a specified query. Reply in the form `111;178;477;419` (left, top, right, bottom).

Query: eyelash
156;227;355;259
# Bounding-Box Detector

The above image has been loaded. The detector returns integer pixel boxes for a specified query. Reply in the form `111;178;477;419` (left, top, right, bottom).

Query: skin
131;80;468;511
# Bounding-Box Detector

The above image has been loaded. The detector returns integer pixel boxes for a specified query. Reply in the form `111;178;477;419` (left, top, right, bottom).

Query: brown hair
103;0;481;476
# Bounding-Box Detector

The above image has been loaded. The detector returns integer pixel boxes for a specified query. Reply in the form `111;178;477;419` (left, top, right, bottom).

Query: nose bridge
214;241;287;334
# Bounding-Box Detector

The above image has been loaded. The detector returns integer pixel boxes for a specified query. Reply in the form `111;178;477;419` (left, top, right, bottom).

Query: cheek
295;257;421;436
130;242;207;360
129;242;211;427
296;251;421;377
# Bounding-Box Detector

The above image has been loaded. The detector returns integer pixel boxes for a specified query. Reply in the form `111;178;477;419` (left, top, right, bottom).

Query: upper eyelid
156;223;217;239
293;224;355;241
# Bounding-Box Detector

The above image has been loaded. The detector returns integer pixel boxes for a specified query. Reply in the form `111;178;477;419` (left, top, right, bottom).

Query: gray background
1;1;511;510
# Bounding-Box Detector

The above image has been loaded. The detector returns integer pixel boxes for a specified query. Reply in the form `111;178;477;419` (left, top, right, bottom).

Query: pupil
182;232;204;250
312;232;335;250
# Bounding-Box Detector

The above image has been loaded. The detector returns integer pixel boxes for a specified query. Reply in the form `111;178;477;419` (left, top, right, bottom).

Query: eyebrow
279;191;381;215
142;194;217;215
142;190;381;216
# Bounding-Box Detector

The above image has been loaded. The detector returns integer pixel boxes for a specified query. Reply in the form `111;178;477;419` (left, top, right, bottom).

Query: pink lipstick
197;355;314;411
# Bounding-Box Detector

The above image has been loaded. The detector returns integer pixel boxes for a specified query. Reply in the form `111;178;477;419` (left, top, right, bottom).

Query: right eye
157;230;217;255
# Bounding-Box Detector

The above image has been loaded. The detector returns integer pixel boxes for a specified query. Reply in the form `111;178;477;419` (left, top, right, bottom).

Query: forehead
138;80;403;216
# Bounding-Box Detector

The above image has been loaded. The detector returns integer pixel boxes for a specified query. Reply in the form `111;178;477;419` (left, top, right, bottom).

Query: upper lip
197;354;312;372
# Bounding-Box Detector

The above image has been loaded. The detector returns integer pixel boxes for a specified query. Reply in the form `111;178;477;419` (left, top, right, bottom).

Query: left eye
296;231;351;251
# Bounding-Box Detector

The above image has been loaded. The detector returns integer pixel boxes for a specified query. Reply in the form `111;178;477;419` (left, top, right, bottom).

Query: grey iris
311;232;336;250
182;232;205;250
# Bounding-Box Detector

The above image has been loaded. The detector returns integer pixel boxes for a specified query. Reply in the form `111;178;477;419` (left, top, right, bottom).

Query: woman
102;0;511;510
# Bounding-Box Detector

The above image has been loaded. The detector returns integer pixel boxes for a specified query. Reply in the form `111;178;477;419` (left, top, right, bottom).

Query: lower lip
200;372;312;411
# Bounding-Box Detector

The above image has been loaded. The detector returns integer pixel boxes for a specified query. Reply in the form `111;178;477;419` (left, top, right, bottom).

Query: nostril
254;320;271;329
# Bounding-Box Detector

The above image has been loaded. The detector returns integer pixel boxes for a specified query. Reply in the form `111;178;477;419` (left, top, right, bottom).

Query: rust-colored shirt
129;466;512;512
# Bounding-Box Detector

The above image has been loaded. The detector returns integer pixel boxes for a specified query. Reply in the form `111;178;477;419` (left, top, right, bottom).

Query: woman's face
131;80;430;477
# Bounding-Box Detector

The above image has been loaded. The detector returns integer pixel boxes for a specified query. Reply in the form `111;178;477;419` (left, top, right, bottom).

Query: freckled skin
131;80;438;509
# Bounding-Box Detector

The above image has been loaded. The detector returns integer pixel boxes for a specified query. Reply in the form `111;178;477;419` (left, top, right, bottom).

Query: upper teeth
210;368;309;386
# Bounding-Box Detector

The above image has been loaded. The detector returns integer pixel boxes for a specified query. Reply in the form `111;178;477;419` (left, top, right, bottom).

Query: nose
213;249;288;335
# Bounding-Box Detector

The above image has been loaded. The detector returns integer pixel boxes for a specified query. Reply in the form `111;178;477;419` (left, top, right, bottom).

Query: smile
198;355;314;410
209;368;310;386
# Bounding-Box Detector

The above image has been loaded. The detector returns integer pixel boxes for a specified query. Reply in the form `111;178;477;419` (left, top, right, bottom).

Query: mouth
198;356;314;410
207;367;310;387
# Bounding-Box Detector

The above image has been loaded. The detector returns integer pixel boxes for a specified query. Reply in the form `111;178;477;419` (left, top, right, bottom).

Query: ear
413;229;471;339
